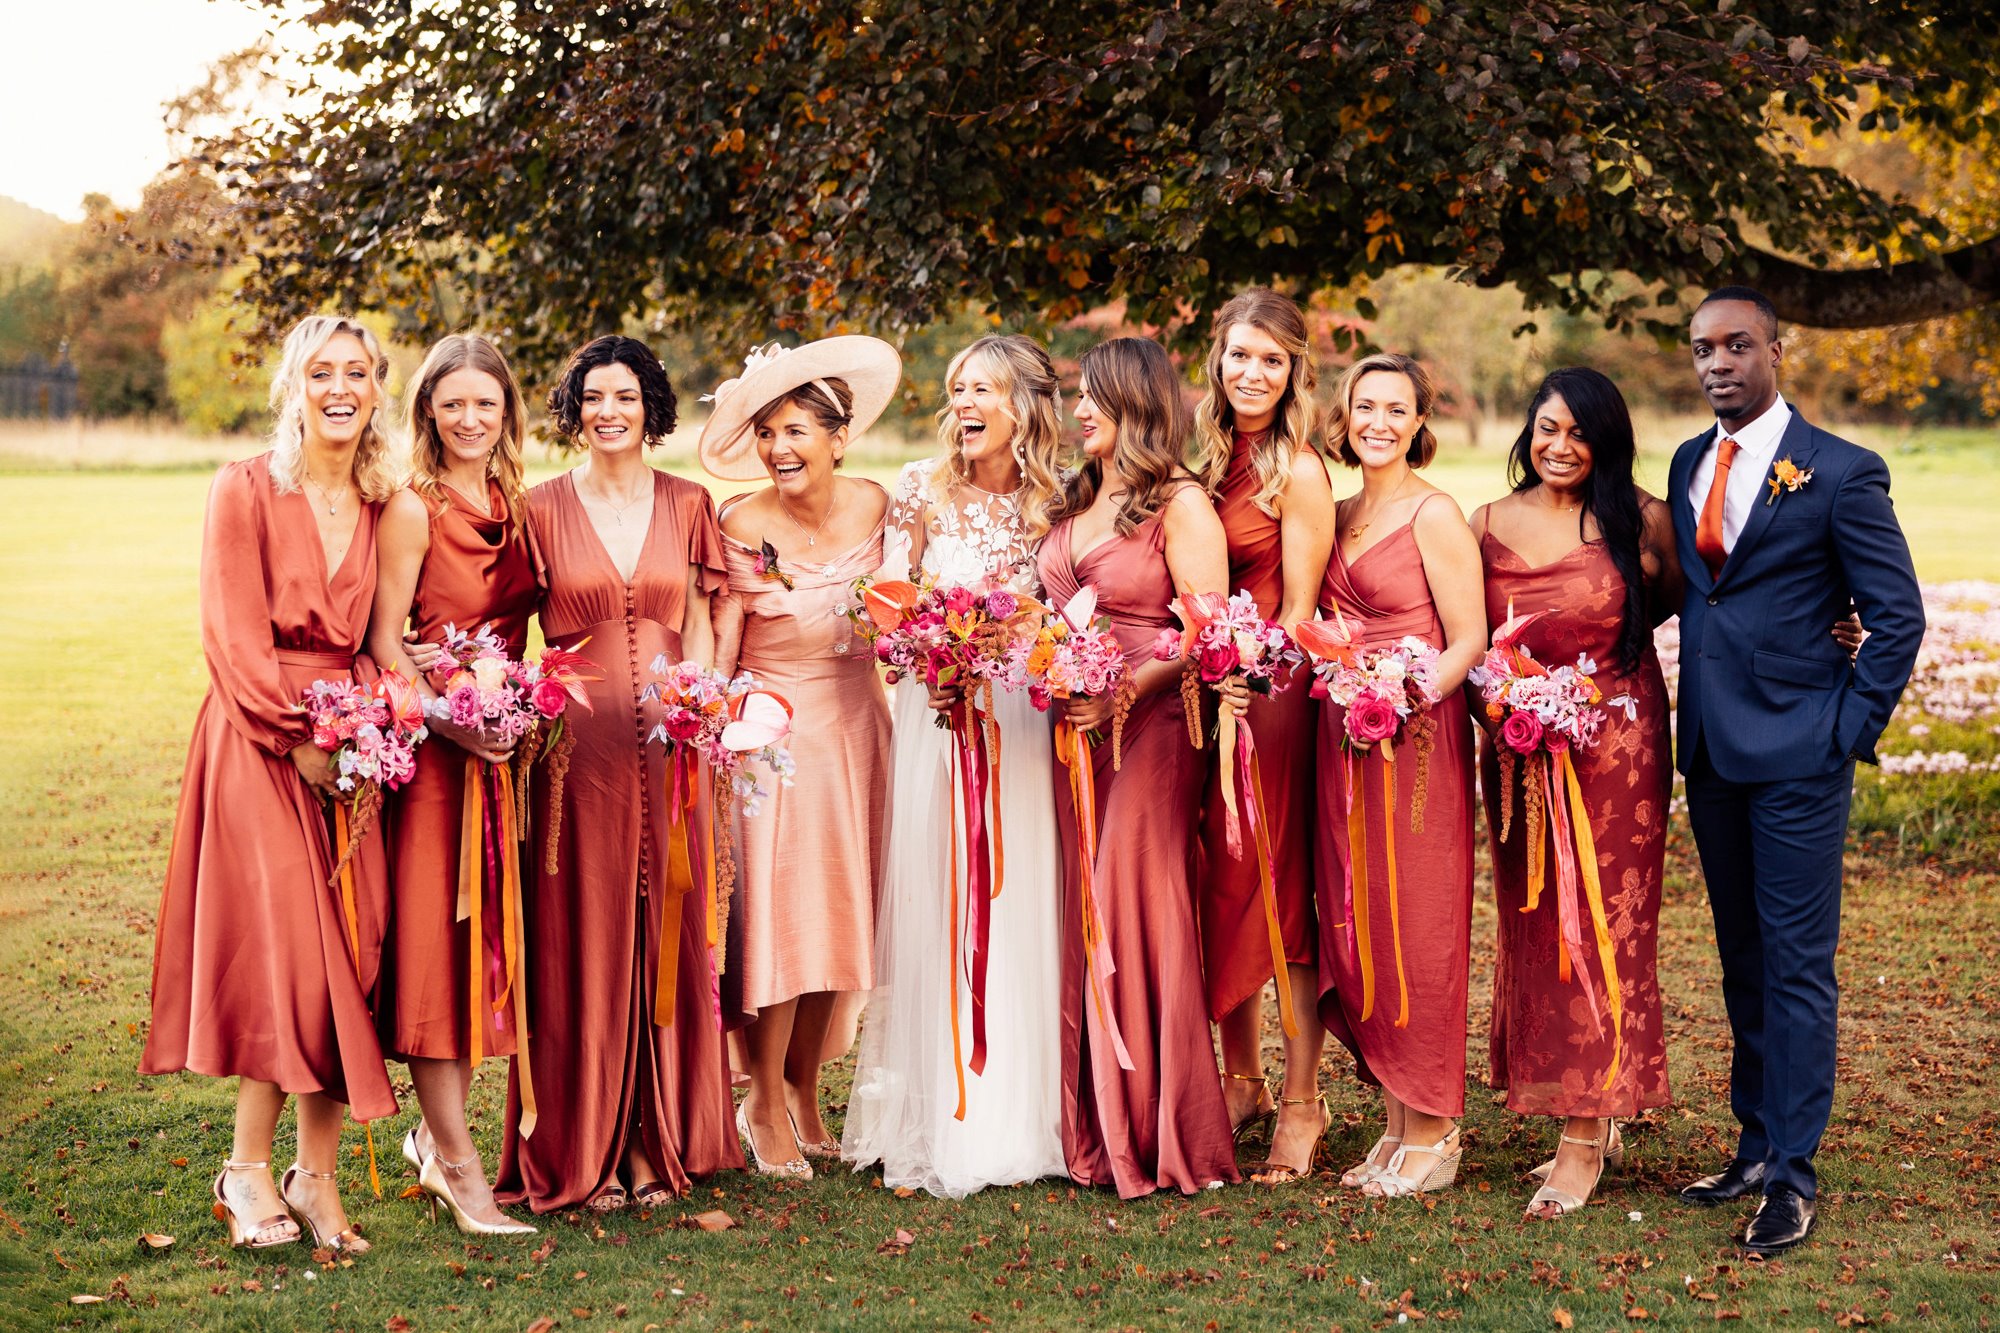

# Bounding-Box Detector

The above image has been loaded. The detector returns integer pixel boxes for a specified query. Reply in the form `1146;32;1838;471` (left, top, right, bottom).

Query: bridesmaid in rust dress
1470;367;1680;1217
367;335;538;1235
142;317;400;1255
494;336;743;1212
1038;336;1241;1199
1312;353;1487;1199
700;337;900;1179
1188;290;1336;1183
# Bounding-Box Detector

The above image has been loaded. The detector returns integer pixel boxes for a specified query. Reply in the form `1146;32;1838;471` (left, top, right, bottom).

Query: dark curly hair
546;335;679;447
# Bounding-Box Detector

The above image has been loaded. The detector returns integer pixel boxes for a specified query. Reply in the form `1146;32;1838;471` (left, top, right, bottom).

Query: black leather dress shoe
1679;1158;1767;1206
1742;1186;1817;1255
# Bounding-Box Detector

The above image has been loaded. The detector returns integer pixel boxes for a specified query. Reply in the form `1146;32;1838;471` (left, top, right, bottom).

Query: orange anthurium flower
862;579;922;631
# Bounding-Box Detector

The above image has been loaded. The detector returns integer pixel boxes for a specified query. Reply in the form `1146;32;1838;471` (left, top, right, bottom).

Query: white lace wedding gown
840;459;1065;1196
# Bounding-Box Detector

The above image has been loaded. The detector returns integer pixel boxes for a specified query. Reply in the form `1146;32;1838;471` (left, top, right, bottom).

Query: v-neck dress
1312;495;1476;1118
379;479;539;1061
1038;504;1240;1198
1479;530;1671;1118
716;493;891;1020
494;468;743;1211
141;453;399;1120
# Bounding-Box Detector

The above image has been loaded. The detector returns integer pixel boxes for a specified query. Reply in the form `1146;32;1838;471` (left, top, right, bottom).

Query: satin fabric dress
717;498;892;1023
1312;495;1476;1119
1198;431;1320;1020
379;481;539;1061
494;470;743;1211
141;454;398;1121
840;460;1066;1196
1039;503;1241;1198
1480;532;1672;1117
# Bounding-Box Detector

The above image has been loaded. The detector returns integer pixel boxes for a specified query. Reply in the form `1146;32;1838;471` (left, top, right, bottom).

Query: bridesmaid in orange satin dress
1038;336;1242;1199
1188;290;1336;1183
701;337;900;1178
367;335;538;1236
1470;367;1679;1218
142;317;400;1255
494;336;743;1212
1312;353;1487;1199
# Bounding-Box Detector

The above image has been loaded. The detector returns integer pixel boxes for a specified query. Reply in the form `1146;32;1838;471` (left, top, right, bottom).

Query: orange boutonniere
752;538;795;590
1766;456;1814;506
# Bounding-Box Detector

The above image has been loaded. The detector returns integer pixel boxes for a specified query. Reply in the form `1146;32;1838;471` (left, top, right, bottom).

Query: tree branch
1744;235;2000;329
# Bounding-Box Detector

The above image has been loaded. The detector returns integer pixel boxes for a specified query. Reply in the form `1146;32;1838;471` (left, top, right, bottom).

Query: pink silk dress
494;470;743;1212
1312;494;1475;1119
1039;504;1241;1198
717;496;891;1021
1198;432;1319;1020
1480;531;1672;1117
379;480;538;1061
141;454;398;1121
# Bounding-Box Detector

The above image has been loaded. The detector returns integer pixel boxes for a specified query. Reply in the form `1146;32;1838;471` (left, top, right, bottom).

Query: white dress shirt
1687;393;1792;553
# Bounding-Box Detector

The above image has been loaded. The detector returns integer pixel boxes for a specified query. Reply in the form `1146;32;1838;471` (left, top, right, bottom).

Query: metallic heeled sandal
1225;1070;1277;1144
280;1162;370;1254
738;1102;812;1180
212;1159;300;1250
1529;1118;1622;1183
418;1152;536;1236
1525;1128;1609;1219
1249;1092;1331;1185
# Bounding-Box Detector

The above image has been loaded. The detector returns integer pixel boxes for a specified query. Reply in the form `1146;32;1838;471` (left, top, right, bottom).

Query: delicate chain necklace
1536;484;1583;514
581;470;649;525
304;473;350;516
1345;475;1415;541
779;491;836;547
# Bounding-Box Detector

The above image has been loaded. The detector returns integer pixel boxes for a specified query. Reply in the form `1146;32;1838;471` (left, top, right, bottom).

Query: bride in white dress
841;335;1069;1196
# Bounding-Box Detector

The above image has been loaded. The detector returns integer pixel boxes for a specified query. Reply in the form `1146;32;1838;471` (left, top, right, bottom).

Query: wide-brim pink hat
696;336;903;481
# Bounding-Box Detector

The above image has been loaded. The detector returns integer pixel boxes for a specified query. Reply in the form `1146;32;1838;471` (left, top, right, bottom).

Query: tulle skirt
841;680;1066;1197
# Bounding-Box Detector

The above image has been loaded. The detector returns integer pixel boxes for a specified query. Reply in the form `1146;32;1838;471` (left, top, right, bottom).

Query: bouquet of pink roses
301;667;428;837
644;655;796;1007
1152;589;1307;1037
1467;605;1637;1086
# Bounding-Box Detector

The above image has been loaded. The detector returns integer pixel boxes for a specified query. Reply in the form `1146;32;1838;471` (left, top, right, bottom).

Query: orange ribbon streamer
1380;754;1411;1029
1055;719;1135;1072
459;763;538;1135
1240;737;1299;1040
1561;751;1623;1089
653;758;702;1028
330;799;383;1198
1346;749;1411;1028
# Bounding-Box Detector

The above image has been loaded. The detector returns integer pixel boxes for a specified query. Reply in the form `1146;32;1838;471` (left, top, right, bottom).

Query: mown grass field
1;427;1997;1331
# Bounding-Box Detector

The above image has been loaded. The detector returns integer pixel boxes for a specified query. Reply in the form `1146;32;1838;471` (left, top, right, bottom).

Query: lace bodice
882;458;1041;595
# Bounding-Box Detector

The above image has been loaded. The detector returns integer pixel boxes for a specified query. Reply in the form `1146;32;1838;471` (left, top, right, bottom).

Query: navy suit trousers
1685;737;1853;1198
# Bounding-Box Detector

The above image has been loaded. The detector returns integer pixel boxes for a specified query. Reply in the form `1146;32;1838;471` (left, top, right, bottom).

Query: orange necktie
1695;436;1740;578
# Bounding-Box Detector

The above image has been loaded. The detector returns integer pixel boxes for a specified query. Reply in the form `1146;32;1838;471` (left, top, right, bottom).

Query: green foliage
0;265;65;365
161;291;270;436
202;1;2000;387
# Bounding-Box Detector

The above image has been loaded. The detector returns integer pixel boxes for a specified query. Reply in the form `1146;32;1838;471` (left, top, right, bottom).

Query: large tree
204;1;2000;377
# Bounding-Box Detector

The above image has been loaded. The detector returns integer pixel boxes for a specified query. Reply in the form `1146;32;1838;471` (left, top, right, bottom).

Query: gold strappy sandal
1249;1092;1331;1185
1225;1070;1277;1145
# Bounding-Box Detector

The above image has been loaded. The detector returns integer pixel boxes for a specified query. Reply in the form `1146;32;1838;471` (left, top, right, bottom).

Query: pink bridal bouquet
301;667;429;868
1152;589;1307;1036
644;656;795;1012
1467;605;1637;1086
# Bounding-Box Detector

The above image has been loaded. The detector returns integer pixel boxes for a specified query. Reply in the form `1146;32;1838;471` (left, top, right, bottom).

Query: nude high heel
418;1153;537;1237
279;1163;370;1254
1529;1118;1622;1183
211;1160;300;1250
1525;1128;1609;1219
738;1101;812;1180
1249;1092;1331;1186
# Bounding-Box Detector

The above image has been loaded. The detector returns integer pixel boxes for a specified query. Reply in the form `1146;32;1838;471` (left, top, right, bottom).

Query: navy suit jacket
1670;412;1924;783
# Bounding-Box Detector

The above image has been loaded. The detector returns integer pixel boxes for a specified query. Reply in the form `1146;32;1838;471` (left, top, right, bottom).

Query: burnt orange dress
1312;495;1476;1119
1198;431;1320;1020
494;470;744;1211
1039;506;1241;1198
141;454;398;1121
379;481;538;1061
1480;532;1672;1117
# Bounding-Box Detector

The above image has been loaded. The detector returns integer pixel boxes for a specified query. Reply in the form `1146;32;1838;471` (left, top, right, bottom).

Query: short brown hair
1327;352;1438;468
751;377;854;435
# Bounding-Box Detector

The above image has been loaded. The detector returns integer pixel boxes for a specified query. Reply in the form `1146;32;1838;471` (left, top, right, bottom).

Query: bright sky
0;0;293;219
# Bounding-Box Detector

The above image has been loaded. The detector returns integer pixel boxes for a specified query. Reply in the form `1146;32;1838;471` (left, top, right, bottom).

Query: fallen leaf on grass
524;1319;556;1333
689;1210;735;1232
398;1185;425;1201
877;1228;916;1254
385;1317;412;1332
68;1295;105;1305
1551;1308;1573;1329
530;1236;557;1262
892;1186;917;1198
136;1233;174;1253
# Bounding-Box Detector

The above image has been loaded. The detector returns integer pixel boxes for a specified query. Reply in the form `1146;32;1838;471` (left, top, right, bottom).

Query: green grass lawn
1;465;1997;1331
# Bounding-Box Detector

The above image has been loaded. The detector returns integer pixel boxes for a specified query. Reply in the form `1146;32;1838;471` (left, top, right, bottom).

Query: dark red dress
1480;532;1672;1116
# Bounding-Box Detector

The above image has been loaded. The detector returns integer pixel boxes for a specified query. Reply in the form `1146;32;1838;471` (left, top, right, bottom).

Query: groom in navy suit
1670;287;1924;1253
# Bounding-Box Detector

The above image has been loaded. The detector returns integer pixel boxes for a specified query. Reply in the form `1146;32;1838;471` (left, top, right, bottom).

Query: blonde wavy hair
1327;351;1440;468
405;334;528;535
1191;289;1321;517
267;315;399;502
932;334;1065;542
1045;337;1192;536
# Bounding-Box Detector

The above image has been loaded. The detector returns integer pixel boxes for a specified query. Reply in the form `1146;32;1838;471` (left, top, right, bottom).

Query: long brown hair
406;334;528;533
1191;289;1320;516
933;334;1065;543
1046;337;1191;536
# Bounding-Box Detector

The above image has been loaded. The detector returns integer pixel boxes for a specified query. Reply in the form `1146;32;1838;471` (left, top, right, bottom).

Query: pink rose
1152;628;1182;662
1544;728;1570;754
1345;693;1400;744
1498;710;1544;754
531;678;571;718
943;587;975;615
1198;639;1241;683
